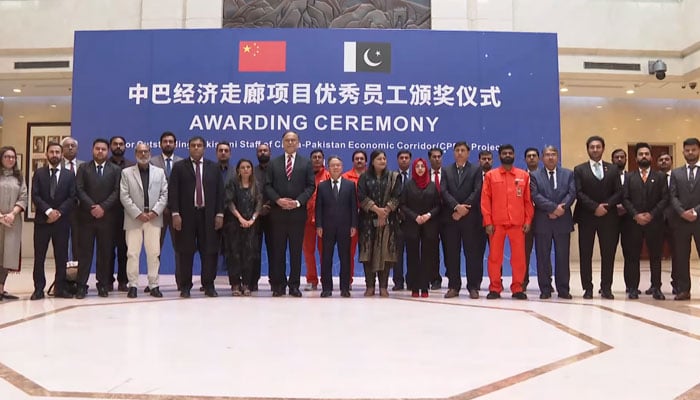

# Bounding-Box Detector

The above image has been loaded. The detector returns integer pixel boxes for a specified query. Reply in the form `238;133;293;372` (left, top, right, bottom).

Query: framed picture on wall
16;153;23;176
25;122;71;221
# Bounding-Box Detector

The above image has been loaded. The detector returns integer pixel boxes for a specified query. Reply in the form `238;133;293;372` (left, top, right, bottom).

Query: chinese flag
238;41;286;72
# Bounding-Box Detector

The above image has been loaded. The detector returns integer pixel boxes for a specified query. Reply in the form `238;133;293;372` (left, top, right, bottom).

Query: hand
350;227;357;237
452;212;462;221
260;204;271;215
47;210;61;224
3;212;16;226
317;227;323;238
377;215;387;227
594;203;608;217
214;215;224;230
148;211;158;221
553;204;565;217
485;225;494;236
375;207;389;218
136;213;150;222
415;215;423;224
455;204;469;216
522;224;531;233
548;212;558;219
90;204;105;219
682;209;697;222
634;212;651;226
616;204;627;216
172;214;182;231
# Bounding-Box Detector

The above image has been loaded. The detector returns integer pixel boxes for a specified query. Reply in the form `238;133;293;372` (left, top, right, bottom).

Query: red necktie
641;169;648;183
286;155;293;180
69;161;74;174
194;160;203;207
433;170;441;192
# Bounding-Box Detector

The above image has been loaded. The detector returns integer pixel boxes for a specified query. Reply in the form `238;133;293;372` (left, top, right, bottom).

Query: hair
327;155;342;165
542;145;559;155
524;147;539;157
634;142;651;155
216;141;231;151
160;131;176;143
282;130;299;140
188;136;205;146
683;138;700;147
368;149;387;177
428;147;443;157
0;146;22;184
60;137;77;147
92;138;109;148
454;141;470;150
478;150;493;158
133;143;150;153
351;150;367;162
46;142;63;153
586;135;606;148
498;144;515;155
310;149;324;158
236;158;257;198
109;136;126;145
397;150;412;158
658;151;672;160
611;148;626;158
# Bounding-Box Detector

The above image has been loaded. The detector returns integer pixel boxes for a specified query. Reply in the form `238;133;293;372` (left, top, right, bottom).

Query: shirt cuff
216;213;224;218
171;212;180;217
296;200;301;208
45;208;54;216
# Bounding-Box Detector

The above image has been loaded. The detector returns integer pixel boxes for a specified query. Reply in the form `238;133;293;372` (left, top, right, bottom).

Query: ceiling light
626;89;635;94
50;104;57;108
12;88;21;93
596;105;603;109
635;118;642;121
665;107;673;110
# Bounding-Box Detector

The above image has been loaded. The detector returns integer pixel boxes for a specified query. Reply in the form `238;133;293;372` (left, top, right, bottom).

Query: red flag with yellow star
238;41;286;72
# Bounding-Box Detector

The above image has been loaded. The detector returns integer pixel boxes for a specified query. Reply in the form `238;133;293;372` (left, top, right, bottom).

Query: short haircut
454;141;470;150
586;135;606;148
478;150;493;158
351;150;367;161
327;155;342;164
282;130;298;139
524;147;539;157
216;141;231;150
92;138;109;148
634;142;651;154
310;149;324;157
428;147;443;157
188;136;205;146
683;138;700;147
542;145;558;155
109;136;126;145
160;131;176;142
611;148;626;157
658;151;672;160
46;142;63;152
60;137;77;147
397;150;412;158
498;144;515;155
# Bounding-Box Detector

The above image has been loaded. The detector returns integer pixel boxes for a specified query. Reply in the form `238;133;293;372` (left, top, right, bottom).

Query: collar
589;159;602;167
94;161;106;168
162;153;174;161
191;158;203;164
546;167;557;174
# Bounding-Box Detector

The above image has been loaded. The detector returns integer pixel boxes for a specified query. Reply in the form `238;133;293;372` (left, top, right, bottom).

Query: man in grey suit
120;143;169;298
669;138;700;300
150;131;183;290
61;137;83;266
530;145;576;299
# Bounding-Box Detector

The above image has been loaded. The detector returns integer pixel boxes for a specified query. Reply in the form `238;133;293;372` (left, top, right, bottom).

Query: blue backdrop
72;28;560;278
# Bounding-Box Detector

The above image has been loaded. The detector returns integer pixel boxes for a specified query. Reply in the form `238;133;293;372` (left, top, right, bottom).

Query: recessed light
635;117;642;121
50;104;57;108
626;89;635;94
596;105;603;109
612;127;618;131
665;107;673;110
12;88;21;93
18;115;24;119
560;87;569;93
685;118;692;122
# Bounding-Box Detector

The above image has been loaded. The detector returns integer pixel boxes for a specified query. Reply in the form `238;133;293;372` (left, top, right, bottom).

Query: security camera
690;82;697;90
648;60;667;80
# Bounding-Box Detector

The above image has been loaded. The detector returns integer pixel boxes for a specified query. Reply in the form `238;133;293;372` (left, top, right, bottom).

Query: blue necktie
165;158;172;177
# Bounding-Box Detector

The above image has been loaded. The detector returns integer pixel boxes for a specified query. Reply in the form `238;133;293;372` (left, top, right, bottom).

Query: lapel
56;167;69;188
455;163;465;187
131;167;144;192
185;158;196;179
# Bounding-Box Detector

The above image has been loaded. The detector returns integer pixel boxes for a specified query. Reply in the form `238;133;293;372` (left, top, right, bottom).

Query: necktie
641;169;648;183
333;180;339;199
286;155;293;180
69;161;74;174
594;162;603;180
50;168;58;199
402;171;408;184
457;166;464;180
194;160;204;207
689;165;696;185
165;158;172;177
433;170;441;192
548;170;555;189
97;164;103;177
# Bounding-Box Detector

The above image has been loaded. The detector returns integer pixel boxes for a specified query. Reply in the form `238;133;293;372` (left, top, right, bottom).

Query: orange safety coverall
304;167;331;285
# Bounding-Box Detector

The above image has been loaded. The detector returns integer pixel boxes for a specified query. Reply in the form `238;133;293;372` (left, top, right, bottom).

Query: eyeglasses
2;155;16;160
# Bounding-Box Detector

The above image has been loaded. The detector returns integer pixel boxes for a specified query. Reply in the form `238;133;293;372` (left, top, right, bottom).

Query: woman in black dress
400;158;440;298
224;159;262;296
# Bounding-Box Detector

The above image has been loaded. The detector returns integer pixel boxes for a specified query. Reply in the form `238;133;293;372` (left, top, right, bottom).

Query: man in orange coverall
341;150;367;285
303;149;331;291
481;144;534;300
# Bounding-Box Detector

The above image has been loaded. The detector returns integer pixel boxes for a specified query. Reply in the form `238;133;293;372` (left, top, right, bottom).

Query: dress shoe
97;286;109;298
469;289;480;299
600;290;615;300
30;291;45;300
144;287;151;293
149;287;163;298
204;288;219;297
644;287;654;295
107;283;114;292
444;289;459;298
674;291;691;301
231;285;242;297
672;287;678;295
392;284;405;291
430;281;441;290
272;290;284;297
364;287;375;297
420;290;429;298
628;291;639;300
289;287;303;297
118;283;129;292
379;288;390;297
1;291;18;300
127;287;137;298
199;286;205;292
583;289;593;299
512;292;528;300
241;285;251;296
320;291;332;298
75;287;87;299
539;292;551;299
558;293;573;300
652;289;665;300
411;290;419;298
340;290;350;298
180;289;191;298
304;283;318;291
486;291;500;300
55;290;74;299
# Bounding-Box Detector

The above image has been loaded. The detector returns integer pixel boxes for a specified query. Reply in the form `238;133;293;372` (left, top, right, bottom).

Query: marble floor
1;260;700;400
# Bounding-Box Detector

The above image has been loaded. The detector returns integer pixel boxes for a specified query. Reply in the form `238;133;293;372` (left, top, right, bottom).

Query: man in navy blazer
530;146;576;299
31;142;76;300
315;156;358;297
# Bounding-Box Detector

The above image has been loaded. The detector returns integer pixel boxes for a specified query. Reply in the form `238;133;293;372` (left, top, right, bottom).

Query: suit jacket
150;153;183;180
119;164;169;230
530;167;576;234
573;160;621;224
75;160;122;222
31;166;76;225
315;177;358;233
399;181;441;236
168;158;224;253
441;162;483;223
264;153;315;210
622;169;669;224
669;166;700;226
63;159;84;175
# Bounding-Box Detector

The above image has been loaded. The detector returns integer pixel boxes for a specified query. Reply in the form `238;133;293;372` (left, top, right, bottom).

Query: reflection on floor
0;259;699;400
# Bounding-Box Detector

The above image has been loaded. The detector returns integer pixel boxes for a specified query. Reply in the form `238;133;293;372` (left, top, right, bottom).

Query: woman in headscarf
400;158;441;298
0;146;28;300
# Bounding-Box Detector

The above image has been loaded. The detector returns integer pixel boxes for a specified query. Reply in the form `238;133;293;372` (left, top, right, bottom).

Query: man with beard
252;143;272;291
303;149;331;291
669;138;700;301
30;141;76;300
621;142;668;300
119;144;168;298
479;150;493;178
61;137;83;269
108;136;134;292
216;142;234;283
574;136;622;299
523;147;540;291
393;150;412;291
646;153;675;295
342;150;367;286
482;144;533;299
427;147;445;290
150;131;183;290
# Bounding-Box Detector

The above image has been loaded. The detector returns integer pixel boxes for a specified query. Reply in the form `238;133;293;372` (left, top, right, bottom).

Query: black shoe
539;292;551;299
250;284;259;292
583;289;593;299
644;287;654;295
180;289;191;298
444;289;459;298
486;291;500;300
512;292;528;300
469;289;480;299
272;290;284;297
55;290;74;299
1;291;18;300
97;286;109;298
392;284;404;291
118;283;129;292
601;289;615;300
628;291;639;300
558;293;573;300
30;291;44;300
341;290;351;298
320;291;332;298
289;287;302;297
127;287;137;298
672;287;678;295
674;291;690;301
149;287;163;298
75;287;87;299
204;287;218;297
144;287;151;293
652;289;665;300
430;281;441;290
200;286;205;292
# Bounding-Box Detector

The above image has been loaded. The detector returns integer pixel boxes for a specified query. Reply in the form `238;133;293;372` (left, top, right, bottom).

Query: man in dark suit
316;156;358;297
621;142;669;300
252;143;272;291
393;150;412;291
428;147;446;290
61;137;83;268
31;141;76;300
108;135;134;292
669;138;700;301
646;152;675;295
265;131;315;297
168;136;224;298
75;138;122;299
442;142;484;299
574;135;622;299
530;145;576;300
523;147;540;290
